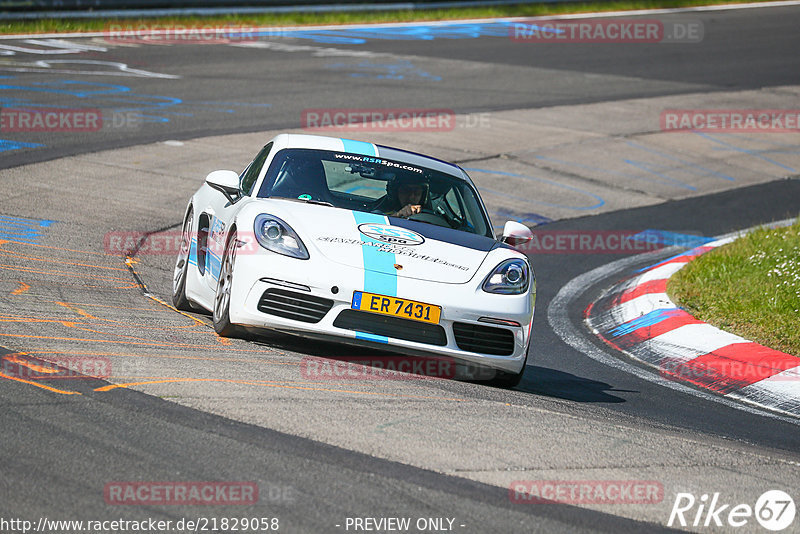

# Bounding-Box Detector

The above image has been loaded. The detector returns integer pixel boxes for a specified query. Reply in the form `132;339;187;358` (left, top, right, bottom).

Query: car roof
272;133;469;181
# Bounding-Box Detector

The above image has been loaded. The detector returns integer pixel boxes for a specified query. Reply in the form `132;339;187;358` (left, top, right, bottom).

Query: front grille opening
333;309;447;346
257;288;333;324
452;322;515;356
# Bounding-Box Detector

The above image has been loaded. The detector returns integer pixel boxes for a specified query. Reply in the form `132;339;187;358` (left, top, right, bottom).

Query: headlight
482;259;530;294
254;214;309;259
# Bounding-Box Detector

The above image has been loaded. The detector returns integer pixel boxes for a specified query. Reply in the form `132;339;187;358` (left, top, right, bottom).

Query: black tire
212;230;245;338
484;365;526;389
172;208;196;311
484;337;531;389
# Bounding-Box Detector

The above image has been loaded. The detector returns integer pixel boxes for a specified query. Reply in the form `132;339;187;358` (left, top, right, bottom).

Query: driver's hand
395;204;422;218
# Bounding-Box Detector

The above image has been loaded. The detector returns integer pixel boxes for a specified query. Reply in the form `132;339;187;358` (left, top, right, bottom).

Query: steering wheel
407;211;450;228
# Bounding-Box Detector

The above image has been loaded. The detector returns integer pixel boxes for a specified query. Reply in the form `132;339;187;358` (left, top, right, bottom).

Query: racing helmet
386;173;429;206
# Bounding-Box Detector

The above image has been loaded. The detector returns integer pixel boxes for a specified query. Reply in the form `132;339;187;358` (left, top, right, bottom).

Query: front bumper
228;250;535;375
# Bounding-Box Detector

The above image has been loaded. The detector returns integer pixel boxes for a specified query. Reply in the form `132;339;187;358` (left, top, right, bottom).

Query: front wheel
485;337;531;388
172;208;196;311
213;231;245;338
484;364;526;388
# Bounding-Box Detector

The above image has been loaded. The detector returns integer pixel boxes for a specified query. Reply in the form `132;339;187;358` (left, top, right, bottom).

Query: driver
383;176;429;218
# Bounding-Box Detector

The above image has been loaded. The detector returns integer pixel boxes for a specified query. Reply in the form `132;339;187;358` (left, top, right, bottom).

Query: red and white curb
585;233;800;418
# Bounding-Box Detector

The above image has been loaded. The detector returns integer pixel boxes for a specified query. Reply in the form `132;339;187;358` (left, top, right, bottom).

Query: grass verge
0;0;780;35
667;219;800;357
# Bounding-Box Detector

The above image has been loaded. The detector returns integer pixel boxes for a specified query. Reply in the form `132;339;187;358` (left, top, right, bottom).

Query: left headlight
482;258;530;294
254;214;309;260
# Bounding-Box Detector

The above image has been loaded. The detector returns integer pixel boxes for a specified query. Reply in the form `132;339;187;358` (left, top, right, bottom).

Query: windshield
256;148;493;238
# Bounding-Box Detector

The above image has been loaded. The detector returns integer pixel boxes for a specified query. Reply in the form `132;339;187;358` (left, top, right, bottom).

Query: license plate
351;291;441;325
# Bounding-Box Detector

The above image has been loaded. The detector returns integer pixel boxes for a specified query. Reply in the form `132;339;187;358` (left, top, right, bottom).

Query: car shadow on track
246;334;634;402
516;366;633;403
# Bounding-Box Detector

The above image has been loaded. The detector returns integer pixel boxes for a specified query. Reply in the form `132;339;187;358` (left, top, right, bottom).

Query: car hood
261;200;502;285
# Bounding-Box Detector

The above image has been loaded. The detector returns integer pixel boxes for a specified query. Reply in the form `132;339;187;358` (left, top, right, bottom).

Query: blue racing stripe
352;211;397;343
341;138;378;157
188;238;198;266
356;332;390;344
207;251;222;281
353;212;398;297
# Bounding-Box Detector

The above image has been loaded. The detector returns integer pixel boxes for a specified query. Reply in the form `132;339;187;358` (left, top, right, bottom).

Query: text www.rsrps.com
0;517;280;533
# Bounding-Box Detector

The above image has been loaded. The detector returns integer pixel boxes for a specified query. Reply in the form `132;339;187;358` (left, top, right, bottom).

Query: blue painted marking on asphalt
0;215;56;244
0;76;271;125
0;139;44;153
706;133;800;155
633;244;711;273
693;132;797;173
533;155;652;183
326;60;441;82
629;230;714;249
0;80;132;98
342;138;378;157
464;167;605;211
626;141;736;183
272;21;560;45
191;101;272;108
491;208;552;230
622;159;697;191
607;308;683;338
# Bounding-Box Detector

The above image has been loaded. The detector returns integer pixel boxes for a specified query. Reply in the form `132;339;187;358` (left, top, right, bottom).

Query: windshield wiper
302;199;334;207
272;196;334;207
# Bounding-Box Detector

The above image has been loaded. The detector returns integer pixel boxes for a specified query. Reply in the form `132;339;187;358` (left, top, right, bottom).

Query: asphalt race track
1;4;800;533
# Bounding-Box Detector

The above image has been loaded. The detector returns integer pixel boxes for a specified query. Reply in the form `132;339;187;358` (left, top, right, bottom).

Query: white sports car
172;134;535;387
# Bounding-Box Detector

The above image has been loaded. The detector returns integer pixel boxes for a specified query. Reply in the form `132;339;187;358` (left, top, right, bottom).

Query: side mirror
502;221;533;249
206;170;240;203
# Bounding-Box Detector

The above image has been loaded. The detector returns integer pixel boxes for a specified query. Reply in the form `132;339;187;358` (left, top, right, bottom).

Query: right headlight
253;214;309;260
482;258;530;294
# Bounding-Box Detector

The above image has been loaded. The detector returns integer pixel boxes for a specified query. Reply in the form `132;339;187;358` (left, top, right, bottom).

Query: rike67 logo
668;490;796;531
